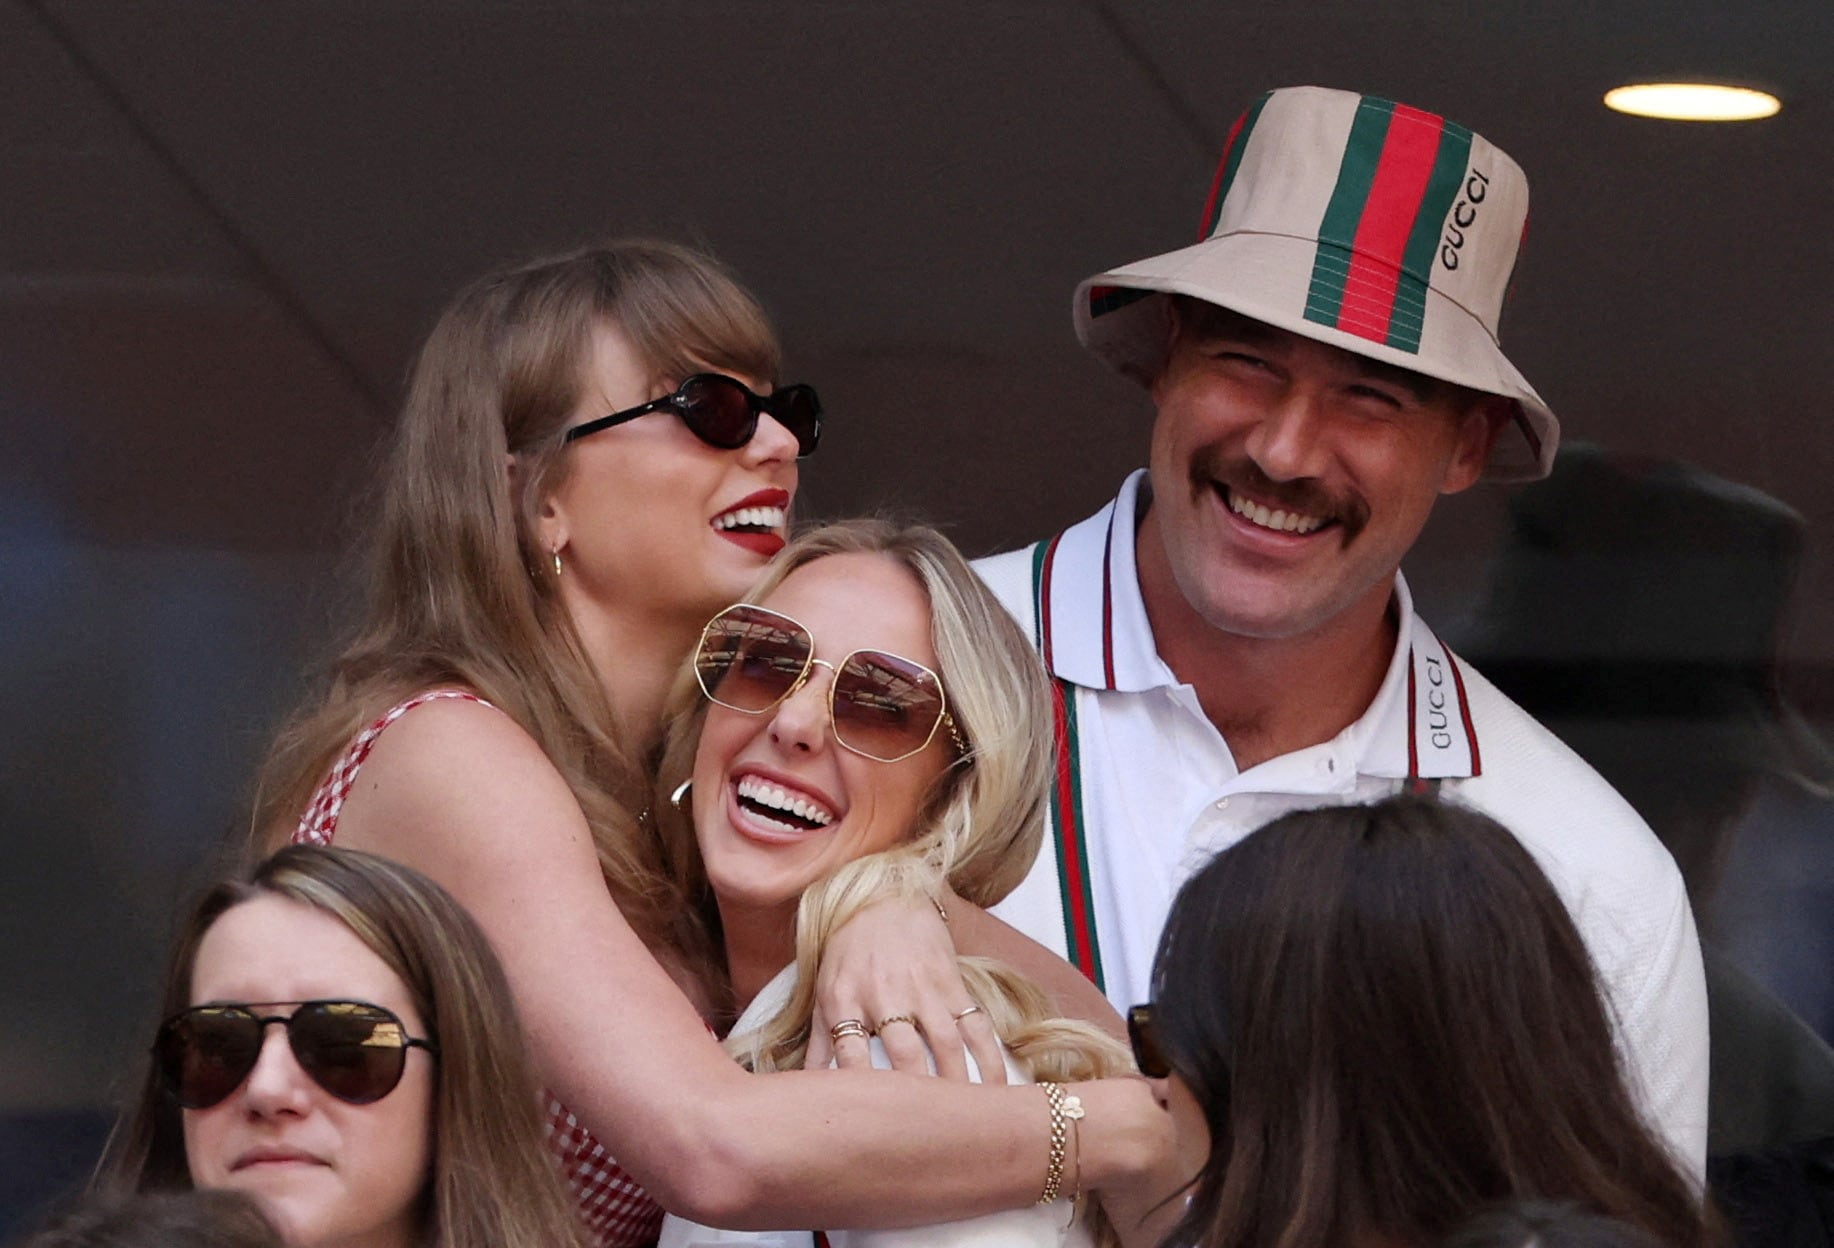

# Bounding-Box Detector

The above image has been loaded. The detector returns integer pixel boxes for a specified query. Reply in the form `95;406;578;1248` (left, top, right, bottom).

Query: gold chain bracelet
1037;1082;1085;1204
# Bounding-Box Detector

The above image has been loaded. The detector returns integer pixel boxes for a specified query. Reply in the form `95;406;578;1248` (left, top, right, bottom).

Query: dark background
5;1;1832;1230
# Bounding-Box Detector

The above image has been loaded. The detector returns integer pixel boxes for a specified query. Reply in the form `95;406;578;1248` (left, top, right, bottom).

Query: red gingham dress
295;689;665;1248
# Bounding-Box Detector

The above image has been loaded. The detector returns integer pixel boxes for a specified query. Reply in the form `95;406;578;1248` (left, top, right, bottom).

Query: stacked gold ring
829;1018;869;1043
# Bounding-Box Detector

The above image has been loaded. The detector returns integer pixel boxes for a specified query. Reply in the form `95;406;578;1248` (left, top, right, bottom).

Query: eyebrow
1178;299;1445;405
1345;355;1441;404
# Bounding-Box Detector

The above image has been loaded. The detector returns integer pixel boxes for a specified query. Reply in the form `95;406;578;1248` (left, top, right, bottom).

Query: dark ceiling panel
5;0;1832;647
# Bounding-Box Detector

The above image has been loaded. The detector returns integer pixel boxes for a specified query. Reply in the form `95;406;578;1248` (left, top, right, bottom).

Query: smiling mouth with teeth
1227;488;1328;535
713;506;787;534
735;773;835;833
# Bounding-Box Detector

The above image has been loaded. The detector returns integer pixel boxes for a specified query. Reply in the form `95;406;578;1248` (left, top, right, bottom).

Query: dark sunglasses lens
766;385;822;456
288;1003;410;1105
676;376;758;449
158;1008;262;1109
1128;1005;1170;1078
831;651;946;761
697;609;811;711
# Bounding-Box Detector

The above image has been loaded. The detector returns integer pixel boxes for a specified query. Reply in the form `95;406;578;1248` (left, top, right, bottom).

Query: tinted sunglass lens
159;1009;260;1109
768;385;822;456
1128;1005;1170;1078
832;651;946;761
289;1003;407;1105
677;376;757;449
698;610;811;711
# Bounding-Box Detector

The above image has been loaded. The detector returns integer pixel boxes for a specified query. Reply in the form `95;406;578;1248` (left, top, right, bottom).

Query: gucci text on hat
1074;85;1558;482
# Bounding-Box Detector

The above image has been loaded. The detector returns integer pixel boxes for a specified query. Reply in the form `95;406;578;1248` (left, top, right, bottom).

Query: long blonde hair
101;846;590;1248
251;240;780;950
654;517;1132;1065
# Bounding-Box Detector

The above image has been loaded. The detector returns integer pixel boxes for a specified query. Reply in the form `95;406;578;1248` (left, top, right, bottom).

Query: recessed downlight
1604;83;1780;121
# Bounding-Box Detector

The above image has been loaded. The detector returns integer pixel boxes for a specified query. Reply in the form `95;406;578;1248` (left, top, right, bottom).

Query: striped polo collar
1032;470;1170;693
1035;470;1480;778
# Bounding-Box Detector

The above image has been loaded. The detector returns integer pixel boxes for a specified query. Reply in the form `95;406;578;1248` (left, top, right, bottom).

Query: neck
559;585;701;754
1136;508;1398;772
717;899;798;1016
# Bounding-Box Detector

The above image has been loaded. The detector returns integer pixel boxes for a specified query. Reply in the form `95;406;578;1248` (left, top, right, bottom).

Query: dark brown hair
18;1191;283;1248
98;846;587;1248
1441;1200;1666;1248
1150;795;1712;1248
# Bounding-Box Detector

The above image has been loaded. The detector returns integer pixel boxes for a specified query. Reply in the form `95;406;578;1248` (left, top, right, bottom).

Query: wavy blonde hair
653;515;1133;1071
101;846;589;1248
656;525;1130;1242
250;240;780;951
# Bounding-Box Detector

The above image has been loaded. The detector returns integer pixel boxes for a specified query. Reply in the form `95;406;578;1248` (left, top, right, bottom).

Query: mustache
1189;446;1370;541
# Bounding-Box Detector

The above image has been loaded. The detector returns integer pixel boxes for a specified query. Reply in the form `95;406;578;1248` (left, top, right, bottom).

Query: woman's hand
1086;1077;1193;1248
807;886;1006;1082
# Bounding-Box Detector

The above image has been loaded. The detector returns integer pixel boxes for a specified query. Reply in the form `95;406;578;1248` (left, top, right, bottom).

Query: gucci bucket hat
1076;85;1558;481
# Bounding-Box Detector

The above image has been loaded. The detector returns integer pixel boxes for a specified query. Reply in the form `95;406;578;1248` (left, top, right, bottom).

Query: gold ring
829;1019;869;1043
951;1004;984;1023
872;1014;920;1036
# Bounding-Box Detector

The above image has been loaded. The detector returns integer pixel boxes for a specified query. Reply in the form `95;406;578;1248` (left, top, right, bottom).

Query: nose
1242;388;1328;483
767;661;833;755
239;1023;313;1118
745;410;803;466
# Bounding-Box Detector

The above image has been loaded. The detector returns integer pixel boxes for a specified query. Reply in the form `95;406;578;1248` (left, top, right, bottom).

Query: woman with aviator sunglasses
100;845;587;1248
249;241;1167;1244
654;520;1136;1248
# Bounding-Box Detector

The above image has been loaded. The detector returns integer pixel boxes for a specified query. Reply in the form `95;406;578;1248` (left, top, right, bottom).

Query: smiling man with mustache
975;86;1710;1181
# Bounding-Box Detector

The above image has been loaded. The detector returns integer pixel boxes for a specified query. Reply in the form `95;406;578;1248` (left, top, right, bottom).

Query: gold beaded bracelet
1037;1082;1085;1204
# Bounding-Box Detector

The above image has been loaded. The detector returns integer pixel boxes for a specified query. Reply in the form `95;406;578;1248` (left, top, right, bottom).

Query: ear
1144;296;1182;398
1439;396;1512;496
508;452;569;555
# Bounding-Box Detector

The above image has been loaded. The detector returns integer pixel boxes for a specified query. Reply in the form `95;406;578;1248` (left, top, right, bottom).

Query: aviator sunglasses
694;603;966;764
564;372;822;457
154;1000;437;1110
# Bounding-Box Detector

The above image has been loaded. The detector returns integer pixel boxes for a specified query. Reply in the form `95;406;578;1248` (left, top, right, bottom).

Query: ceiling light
1604;83;1780;122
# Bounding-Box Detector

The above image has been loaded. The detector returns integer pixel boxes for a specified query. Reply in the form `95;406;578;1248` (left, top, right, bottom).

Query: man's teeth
736;775;833;826
714;506;786;531
1228;491;1325;535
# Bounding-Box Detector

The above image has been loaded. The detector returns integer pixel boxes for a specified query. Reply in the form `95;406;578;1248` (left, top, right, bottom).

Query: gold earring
552;550;563;577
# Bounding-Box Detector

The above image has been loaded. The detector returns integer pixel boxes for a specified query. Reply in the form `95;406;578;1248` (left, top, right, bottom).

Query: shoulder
1444;657;1689;922
332;691;592;864
357;692;555;793
971;545;1039;630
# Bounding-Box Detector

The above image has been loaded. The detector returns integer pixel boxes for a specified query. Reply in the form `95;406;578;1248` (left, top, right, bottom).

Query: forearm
333;711;1165;1227
620;1066;1161;1229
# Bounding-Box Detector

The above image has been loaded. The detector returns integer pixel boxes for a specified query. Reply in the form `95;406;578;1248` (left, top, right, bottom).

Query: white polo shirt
975;470;1709;1177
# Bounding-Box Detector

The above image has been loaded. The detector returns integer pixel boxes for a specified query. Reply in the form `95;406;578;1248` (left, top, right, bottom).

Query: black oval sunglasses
564;372;822;457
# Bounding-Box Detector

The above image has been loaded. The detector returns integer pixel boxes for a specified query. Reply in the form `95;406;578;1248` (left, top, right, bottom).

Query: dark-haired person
1123;796;1714;1248
19;1192;283;1248
249;241;1166;1244
975;85;1707;1175
100;846;588;1248
1441;1202;1663;1248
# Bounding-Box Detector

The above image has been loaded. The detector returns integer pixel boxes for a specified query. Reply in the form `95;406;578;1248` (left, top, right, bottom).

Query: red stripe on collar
1445;645;1483;777
1099;507;1118;691
1038;530;1065;673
